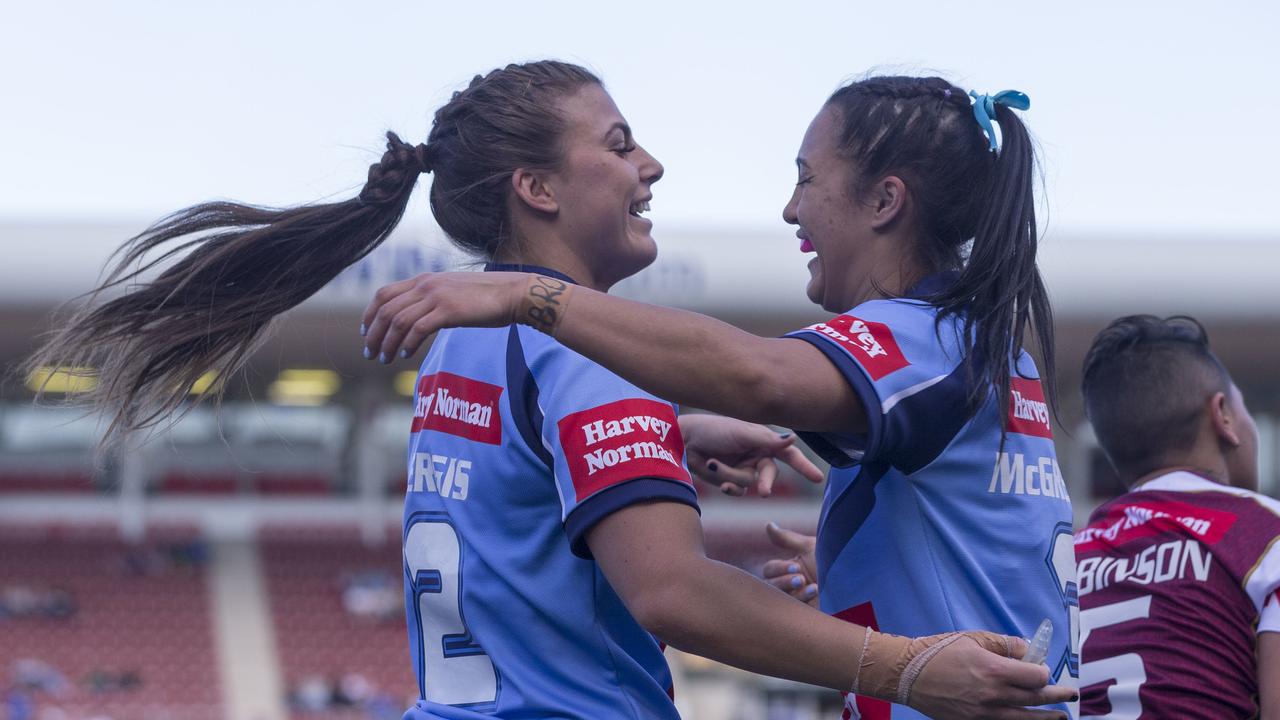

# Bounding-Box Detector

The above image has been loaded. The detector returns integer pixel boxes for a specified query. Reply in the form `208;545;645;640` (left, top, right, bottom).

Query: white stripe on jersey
880;372;949;414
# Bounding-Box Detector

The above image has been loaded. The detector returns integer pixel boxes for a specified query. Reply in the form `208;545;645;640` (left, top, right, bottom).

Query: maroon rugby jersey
1075;471;1280;719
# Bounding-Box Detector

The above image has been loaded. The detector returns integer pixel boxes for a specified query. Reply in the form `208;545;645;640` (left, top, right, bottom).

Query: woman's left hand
678;414;825;497
360;272;526;363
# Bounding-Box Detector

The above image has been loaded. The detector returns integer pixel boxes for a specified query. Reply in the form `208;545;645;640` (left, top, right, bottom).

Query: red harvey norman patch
557;399;691;502
807;315;909;381
411;372;503;445
1008;377;1053;439
1074;497;1238;552
834;603;890;720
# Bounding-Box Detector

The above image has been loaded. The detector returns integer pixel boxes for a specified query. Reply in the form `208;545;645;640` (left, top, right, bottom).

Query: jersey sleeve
1260;591;1280;635
782;300;974;471
524;329;698;558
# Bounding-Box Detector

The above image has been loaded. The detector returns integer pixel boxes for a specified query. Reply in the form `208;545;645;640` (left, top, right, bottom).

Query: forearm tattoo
519;275;574;336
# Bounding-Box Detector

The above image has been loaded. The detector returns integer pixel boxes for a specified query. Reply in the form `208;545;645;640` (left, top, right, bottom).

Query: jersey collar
483;262;579;286
1134;469;1224;493
904;270;960;299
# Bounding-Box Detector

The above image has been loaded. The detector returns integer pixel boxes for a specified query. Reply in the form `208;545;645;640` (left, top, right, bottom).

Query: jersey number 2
405;518;498;707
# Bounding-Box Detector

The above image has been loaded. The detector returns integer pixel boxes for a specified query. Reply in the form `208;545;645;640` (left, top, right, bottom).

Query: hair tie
968;89;1030;152
412;143;434;175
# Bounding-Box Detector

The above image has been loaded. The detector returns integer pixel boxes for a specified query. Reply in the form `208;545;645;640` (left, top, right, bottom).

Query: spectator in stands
289;675;333;712
340;570;399;622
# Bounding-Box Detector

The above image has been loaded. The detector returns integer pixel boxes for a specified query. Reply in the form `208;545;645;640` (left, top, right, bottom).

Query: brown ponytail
25;59;600;447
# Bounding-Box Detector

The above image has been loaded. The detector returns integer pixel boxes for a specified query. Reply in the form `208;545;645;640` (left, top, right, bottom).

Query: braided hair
825;75;1055;430
24;60;600;444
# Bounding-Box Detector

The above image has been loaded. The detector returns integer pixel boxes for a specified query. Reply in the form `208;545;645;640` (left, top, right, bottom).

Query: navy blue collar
904;270;960;299
483;262;579;286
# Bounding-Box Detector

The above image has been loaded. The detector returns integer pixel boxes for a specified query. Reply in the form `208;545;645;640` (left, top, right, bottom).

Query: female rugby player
28;63;1071;719
363;74;1080;718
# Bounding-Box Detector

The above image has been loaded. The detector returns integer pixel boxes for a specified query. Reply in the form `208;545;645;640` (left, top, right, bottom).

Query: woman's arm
1260;632;1280;720
361;272;867;435
588;501;1074;719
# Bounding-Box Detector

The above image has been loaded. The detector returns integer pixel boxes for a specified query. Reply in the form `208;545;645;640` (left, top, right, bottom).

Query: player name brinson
417;387;494;429
580;414;678;475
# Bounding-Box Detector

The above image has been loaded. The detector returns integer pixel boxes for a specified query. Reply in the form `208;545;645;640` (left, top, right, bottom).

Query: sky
2;0;1277;238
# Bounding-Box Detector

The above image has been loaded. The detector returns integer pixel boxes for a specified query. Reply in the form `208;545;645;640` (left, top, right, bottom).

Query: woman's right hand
761;523;819;606
904;633;1077;720
360;271;528;363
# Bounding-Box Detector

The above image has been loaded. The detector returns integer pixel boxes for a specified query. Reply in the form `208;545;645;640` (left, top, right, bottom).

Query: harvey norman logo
807;314;909;381
558;399;691;501
1008;377;1052;439
411;372;503;445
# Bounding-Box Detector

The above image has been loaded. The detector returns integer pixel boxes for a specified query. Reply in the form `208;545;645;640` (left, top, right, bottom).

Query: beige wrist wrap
518;275;574;336
852;629;1018;706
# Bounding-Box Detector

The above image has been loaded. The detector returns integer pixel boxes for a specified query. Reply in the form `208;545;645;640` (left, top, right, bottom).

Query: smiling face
543;84;664;290
782;103;913;312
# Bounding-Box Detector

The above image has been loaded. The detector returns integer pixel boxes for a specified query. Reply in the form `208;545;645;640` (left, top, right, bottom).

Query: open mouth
629;199;651;218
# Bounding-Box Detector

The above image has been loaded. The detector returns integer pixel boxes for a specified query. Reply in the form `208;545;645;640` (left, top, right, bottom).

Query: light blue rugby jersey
401;265;698;720
784;275;1079;720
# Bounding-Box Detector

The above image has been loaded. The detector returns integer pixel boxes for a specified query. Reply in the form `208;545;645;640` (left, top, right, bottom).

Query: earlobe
510;168;559;215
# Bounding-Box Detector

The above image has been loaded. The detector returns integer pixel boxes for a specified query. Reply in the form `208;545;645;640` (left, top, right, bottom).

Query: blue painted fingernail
399;349;409;359
805;584;818;597
790;576;803;588
359;323;367;336
378;352;389;364
788;563;800;574
362;346;372;360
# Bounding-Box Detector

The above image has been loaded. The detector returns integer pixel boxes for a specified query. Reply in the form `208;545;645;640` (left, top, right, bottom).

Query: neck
1128;460;1230;491
846;253;927;307
493;229;605;292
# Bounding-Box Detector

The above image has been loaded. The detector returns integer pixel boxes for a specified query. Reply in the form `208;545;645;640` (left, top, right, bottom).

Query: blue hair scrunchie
969;89;1030;152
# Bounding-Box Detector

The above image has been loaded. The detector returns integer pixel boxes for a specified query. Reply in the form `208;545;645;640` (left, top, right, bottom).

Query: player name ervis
580;413;677;475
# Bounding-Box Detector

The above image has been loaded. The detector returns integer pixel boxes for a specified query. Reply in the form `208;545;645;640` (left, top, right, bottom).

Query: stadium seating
0;523;222;720
258;525;416;719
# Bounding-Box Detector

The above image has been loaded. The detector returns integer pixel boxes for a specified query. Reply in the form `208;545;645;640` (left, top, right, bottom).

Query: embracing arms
589;500;1074;719
360;272;867;436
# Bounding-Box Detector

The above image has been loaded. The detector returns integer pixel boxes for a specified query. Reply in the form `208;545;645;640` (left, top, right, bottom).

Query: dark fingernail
1069;695;1079;703
359;323;367;336
399;349;410;359
362;346;372;360
707;461;718;472
779;432;792;439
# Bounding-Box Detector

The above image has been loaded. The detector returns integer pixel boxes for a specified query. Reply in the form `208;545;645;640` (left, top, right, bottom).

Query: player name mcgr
580;414;678;476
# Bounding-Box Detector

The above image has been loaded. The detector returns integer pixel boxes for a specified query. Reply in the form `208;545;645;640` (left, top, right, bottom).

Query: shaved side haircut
1081;315;1232;479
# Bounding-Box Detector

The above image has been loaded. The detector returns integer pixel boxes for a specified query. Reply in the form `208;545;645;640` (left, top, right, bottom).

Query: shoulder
787;298;962;383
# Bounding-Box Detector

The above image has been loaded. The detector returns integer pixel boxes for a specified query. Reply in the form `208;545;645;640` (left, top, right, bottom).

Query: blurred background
1;2;1277;719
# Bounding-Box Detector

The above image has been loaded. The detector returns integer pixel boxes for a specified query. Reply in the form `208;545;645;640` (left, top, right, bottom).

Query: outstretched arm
588;501;1074;718
1260;632;1280;719
361;272;867;435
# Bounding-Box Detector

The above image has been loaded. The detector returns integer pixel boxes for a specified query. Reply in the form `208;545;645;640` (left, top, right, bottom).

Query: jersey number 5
405;517;499;707
1079;595;1151;720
